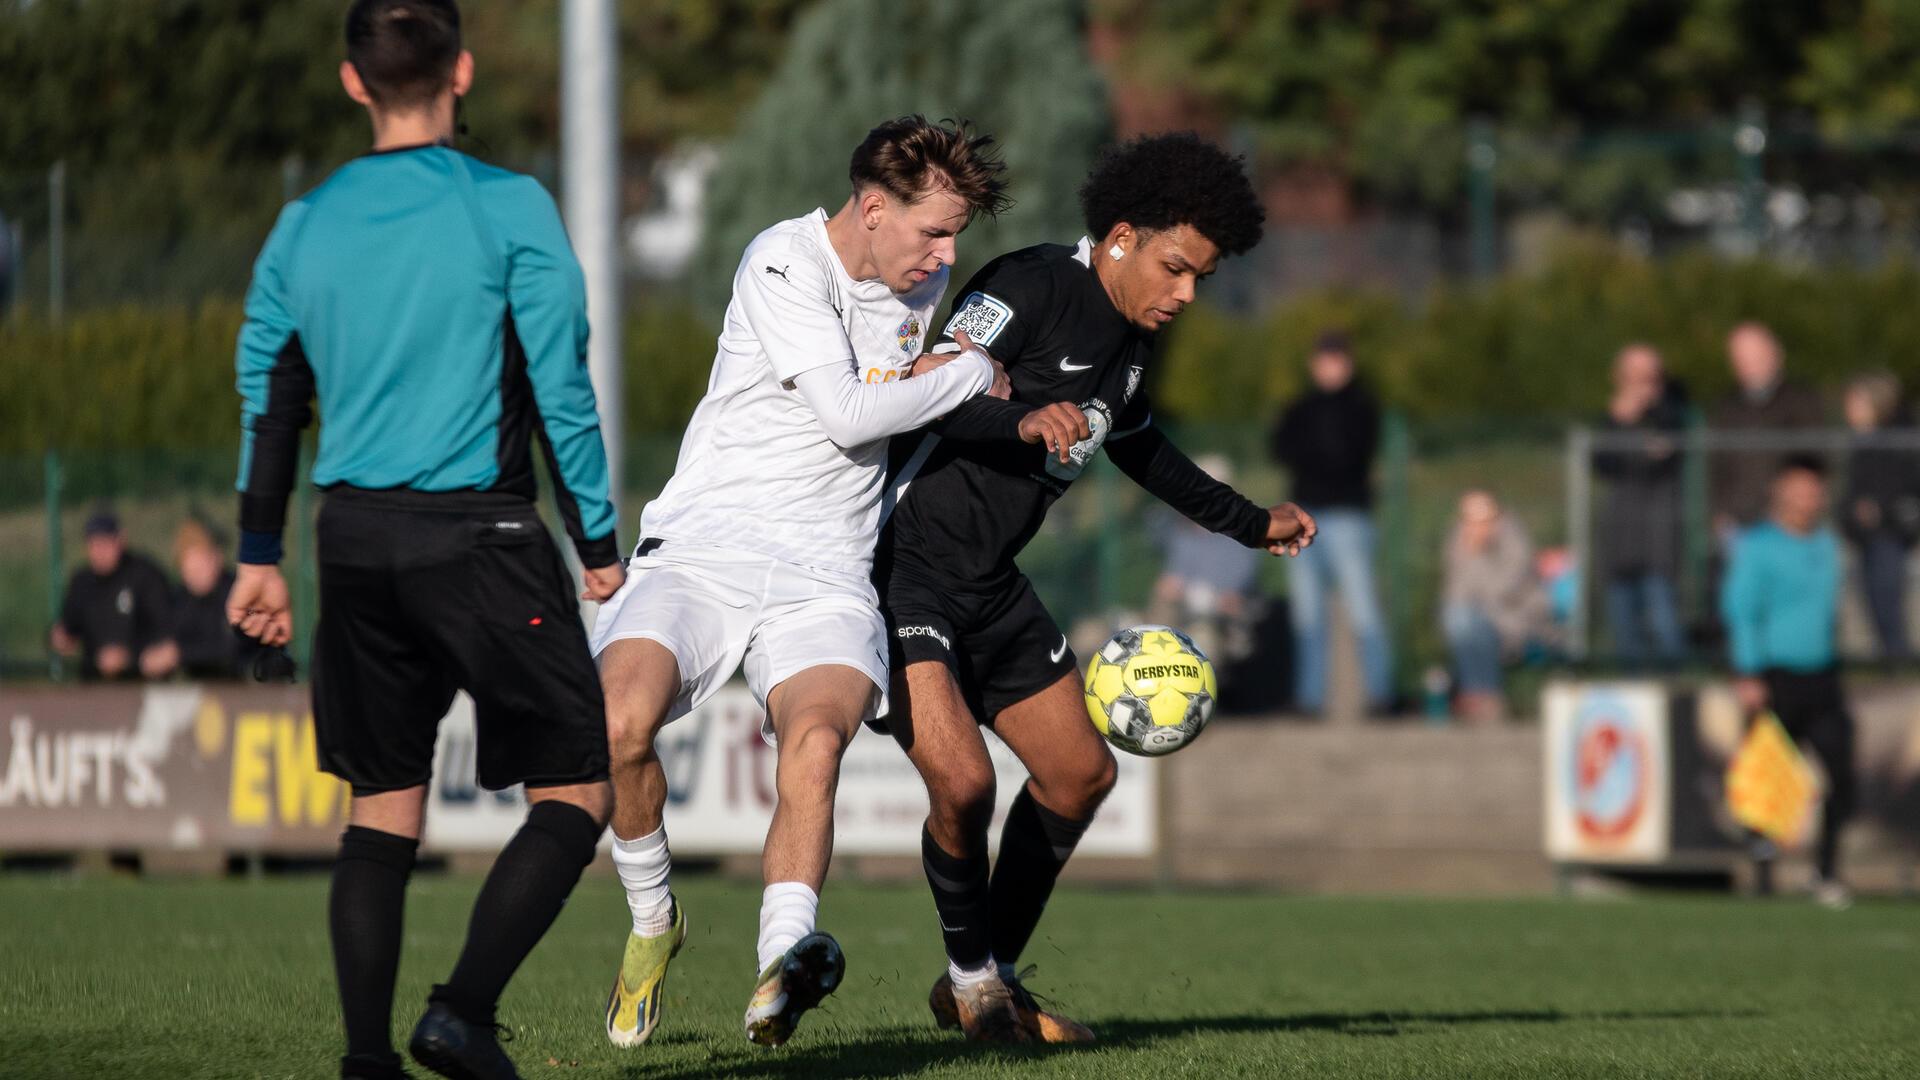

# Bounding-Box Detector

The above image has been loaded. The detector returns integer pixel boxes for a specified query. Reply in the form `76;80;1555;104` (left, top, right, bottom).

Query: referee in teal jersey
226;4;623;1077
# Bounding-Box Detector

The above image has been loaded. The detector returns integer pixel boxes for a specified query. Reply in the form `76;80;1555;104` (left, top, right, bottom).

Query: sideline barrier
1544;679;1920;871
0;684;1157;858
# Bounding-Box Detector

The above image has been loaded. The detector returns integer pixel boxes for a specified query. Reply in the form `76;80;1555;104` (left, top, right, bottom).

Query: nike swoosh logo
1058;355;1092;372
1049;636;1069;663
940;922;966;933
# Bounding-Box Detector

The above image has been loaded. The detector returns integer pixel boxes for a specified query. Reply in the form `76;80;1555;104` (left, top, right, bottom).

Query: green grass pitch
2;874;1916;1078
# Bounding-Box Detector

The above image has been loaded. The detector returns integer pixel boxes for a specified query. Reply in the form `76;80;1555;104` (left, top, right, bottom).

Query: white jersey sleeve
736;245;853;383
789;349;993;448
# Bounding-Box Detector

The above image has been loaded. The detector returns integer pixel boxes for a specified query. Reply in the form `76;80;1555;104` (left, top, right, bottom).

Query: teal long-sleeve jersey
233;144;617;566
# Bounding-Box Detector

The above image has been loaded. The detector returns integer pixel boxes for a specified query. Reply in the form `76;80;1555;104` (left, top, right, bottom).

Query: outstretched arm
791;348;995;448
1106;424;1316;555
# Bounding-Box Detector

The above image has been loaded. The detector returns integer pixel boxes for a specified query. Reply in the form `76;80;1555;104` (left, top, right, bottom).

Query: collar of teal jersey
363;140;454;158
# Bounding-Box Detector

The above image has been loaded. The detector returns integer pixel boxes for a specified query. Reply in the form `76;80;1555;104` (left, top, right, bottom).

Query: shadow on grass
613;1006;1765;1079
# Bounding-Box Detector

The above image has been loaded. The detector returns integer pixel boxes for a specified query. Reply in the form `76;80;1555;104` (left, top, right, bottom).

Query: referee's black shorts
311;488;608;795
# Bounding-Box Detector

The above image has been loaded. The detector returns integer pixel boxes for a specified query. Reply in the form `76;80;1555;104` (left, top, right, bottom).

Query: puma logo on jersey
764;264;793;283
1058;355;1092;372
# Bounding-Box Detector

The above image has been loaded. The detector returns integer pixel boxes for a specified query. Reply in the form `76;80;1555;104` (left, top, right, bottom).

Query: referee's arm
228;203;312;645
504;180;620;571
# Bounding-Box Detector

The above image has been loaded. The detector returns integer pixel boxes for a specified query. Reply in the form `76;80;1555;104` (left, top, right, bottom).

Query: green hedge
9;244;1920;453
1159;241;1920;422
0;301;718;454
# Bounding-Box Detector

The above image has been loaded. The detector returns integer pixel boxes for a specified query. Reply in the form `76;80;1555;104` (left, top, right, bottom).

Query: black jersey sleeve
1105;418;1271;548
925;255;1059;442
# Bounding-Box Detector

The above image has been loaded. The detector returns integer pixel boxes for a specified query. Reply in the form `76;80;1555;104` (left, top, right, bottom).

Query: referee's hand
581;562;626;603
227;564;293;648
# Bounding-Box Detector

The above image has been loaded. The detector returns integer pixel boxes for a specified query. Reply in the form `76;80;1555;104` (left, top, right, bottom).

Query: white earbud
1108;244;1125;260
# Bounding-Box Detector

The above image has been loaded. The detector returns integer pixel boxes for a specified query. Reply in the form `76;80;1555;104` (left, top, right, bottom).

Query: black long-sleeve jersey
880;238;1270;590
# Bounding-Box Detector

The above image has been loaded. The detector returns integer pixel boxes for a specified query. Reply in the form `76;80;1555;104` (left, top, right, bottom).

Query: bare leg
761;663;876;889
598;638;680;839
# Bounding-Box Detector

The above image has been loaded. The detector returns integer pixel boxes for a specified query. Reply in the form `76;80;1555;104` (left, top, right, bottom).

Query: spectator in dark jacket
1841;372;1917;662
1595;343;1689;668
49;506;178;679
1270;330;1392;714
170;519;245;678
1710;321;1825;538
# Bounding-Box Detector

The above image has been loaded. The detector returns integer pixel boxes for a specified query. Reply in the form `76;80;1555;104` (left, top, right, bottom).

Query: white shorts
588;542;889;741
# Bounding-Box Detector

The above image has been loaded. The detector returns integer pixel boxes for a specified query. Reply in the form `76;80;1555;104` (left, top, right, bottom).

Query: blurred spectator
1594;343;1688;669
49;506;178;680
1150;454;1261;667
1720;456;1854;906
1441;491;1554;723
1840;372;1918;663
1270;330;1393;714
171;518;244;678
1710;321;1824;538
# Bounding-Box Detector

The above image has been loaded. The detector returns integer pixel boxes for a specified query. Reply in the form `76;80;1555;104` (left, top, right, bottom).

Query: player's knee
1043;748;1116;818
604;700;662;766
929;763;996;836
789;715;851;762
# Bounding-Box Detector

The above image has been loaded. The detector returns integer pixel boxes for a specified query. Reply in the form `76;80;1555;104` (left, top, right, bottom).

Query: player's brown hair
848;116;1013;221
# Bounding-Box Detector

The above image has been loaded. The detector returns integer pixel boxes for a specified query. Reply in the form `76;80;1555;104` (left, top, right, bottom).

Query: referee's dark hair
849;116;1014;223
346;0;462;109
1080;132;1265;256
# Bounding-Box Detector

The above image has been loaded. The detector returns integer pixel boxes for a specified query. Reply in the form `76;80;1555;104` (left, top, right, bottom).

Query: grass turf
1;874;1916;1078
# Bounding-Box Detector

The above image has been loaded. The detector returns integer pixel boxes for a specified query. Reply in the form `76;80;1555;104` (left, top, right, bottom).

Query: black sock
432;800;603;1025
331;825;418;1078
922;825;993;970
989;785;1091;967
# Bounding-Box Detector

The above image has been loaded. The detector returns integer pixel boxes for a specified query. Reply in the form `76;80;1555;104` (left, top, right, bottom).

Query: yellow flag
1726;712;1821;848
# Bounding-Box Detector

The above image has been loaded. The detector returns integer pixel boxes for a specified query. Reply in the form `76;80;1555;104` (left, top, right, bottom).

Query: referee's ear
341;60;376;108
451;49;473;98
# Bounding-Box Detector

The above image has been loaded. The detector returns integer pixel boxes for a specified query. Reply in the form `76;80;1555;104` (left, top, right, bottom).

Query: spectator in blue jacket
1720;455;1855;907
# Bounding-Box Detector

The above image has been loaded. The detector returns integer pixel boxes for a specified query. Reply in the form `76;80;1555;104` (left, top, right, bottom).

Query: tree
694;0;1111;309
1098;0;1920;213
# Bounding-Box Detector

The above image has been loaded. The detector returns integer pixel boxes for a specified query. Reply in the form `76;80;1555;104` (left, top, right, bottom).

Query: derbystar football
1083;625;1217;756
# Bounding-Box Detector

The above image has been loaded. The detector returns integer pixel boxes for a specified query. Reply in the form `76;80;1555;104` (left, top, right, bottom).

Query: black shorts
312;488;609;794
879;562;1076;724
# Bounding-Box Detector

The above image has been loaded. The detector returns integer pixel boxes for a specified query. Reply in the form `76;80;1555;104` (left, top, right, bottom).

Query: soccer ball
1083;625;1216;757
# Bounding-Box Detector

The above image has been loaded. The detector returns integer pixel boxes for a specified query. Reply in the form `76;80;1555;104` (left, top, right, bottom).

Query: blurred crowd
49;505;253;680
1152;321;1919;724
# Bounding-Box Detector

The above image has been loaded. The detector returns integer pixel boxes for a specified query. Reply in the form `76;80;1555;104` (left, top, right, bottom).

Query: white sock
756;882;819;973
610;826;674;937
949;954;999;990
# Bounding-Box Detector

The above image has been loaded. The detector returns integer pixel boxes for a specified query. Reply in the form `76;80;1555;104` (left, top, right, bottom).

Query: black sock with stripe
989;785;1090;968
922;825;994;972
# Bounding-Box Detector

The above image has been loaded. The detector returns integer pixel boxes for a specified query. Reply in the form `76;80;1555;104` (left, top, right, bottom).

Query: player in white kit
594;117;1013;1049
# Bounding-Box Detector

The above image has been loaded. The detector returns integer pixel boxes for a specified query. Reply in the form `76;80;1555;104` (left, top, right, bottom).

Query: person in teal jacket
223;3;622;1077
1720;454;1856;907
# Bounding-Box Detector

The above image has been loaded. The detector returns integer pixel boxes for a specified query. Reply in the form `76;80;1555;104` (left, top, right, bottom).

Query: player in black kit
875;133;1317;1043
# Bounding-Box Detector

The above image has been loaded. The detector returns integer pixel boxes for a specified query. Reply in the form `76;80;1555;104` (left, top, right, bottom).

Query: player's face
869;184;971;294
1111;225;1220;332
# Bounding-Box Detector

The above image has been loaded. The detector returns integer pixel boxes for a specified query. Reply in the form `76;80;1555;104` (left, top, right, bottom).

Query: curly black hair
1078;132;1264;256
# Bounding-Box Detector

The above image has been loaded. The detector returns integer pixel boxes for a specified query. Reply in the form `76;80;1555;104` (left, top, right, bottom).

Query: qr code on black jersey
943;291;1014;346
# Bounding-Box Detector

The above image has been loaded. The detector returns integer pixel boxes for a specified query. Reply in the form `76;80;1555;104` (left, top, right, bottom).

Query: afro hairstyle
1078;132;1264;256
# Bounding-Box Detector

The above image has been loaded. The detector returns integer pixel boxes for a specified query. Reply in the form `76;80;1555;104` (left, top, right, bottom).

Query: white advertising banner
1542;680;1672;864
423;687;1158;857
